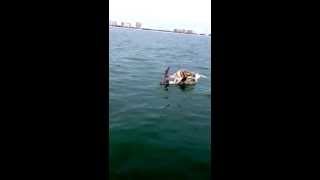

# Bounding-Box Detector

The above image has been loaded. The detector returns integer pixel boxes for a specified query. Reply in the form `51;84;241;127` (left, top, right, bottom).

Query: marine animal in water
160;67;207;86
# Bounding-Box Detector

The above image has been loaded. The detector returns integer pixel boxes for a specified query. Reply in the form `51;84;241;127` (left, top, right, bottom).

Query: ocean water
109;27;211;180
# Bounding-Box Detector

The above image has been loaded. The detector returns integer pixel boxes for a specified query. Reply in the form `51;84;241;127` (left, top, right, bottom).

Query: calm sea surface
109;27;211;180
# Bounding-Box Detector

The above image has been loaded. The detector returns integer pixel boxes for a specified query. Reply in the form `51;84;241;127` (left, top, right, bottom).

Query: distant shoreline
109;25;210;36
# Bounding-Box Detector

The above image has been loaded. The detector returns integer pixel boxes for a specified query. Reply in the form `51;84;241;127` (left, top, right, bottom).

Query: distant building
136;22;142;28
174;29;186;33
122;22;131;27
186;30;193;34
109;21;117;26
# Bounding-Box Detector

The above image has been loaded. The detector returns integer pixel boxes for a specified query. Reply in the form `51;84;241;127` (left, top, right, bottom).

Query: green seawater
110;27;211;180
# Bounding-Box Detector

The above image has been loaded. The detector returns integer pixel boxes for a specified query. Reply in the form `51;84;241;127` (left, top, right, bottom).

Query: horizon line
109;19;210;34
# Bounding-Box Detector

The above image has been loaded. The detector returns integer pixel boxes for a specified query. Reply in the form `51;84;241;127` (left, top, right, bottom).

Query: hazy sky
109;0;211;34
